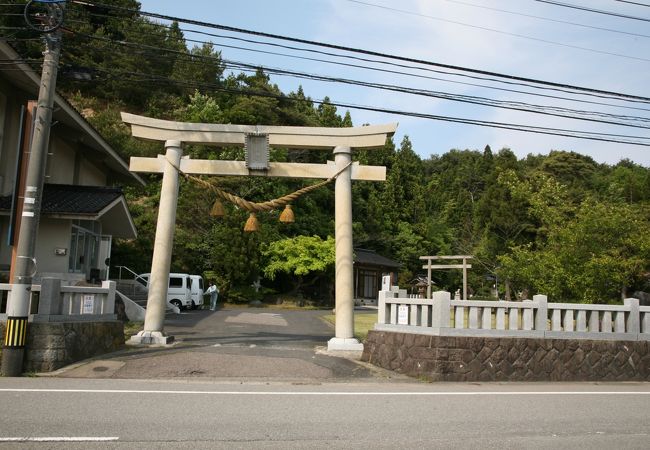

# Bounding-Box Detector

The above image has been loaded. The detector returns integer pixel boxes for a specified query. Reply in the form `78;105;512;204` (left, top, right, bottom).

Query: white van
137;273;193;310
189;275;204;309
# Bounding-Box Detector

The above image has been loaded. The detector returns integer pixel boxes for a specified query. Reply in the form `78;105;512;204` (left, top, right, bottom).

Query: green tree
500;198;650;303
262;236;336;296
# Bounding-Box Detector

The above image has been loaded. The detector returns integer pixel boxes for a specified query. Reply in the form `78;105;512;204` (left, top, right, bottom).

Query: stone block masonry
1;321;124;373
362;330;650;382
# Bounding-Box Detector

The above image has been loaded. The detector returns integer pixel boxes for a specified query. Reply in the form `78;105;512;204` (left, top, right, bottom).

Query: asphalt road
0;378;649;449
2;307;649;448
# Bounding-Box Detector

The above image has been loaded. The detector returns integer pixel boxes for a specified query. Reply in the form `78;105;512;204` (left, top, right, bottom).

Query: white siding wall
0;217;11;273
78;157;106;186
35;217;71;276
0;96;21;195
46;137;75;184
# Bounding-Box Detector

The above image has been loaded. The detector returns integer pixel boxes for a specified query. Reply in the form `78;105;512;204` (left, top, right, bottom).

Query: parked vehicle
136;273;192;310
189;274;204;309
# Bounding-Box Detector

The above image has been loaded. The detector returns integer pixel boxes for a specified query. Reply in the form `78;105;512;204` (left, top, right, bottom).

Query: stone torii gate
121;113;397;351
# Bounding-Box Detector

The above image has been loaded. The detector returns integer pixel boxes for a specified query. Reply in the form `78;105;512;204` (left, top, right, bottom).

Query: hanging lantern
210;198;225;218
279;204;295;223
244;212;260;232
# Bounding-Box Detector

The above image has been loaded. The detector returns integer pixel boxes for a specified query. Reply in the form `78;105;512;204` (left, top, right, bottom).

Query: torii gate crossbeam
122;113;397;352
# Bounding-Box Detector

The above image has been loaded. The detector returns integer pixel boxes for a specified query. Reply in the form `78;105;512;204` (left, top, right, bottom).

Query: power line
534;0;650;22
436;0;650;38
10;2;647;148
69;8;650;108
68;0;650;104
343;0;650;62
47;57;650;146
144;23;650;111
614;0;650;6
64;30;650;130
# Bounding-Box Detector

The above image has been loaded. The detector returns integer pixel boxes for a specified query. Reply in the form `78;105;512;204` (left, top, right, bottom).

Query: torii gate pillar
328;146;362;351
135;140;182;344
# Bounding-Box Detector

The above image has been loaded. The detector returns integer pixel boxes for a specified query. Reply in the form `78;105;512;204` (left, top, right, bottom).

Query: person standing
204;281;219;311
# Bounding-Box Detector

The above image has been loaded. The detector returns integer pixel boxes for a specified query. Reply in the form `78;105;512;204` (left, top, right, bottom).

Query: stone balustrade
0;278;117;322
377;289;650;341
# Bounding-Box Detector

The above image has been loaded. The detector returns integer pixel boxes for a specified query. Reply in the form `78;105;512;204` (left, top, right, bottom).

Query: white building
0;42;143;287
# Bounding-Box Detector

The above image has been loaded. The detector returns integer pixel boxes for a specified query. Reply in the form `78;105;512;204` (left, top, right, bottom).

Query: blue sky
138;0;650;166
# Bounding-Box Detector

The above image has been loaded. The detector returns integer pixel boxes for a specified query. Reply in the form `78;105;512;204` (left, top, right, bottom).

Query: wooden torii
420;255;473;300
122;113;397;351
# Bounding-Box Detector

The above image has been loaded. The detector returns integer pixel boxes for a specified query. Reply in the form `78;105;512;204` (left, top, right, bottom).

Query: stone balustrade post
533;294;548;332
624;298;640;335
38;278;61;316
378;290;395;325
431;290;451;329
102;280;116;315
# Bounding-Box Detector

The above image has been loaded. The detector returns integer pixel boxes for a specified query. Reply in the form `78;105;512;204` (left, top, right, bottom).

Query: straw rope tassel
210;198;225;217
244;212;260;232
169;157;352;231
279;204;294;223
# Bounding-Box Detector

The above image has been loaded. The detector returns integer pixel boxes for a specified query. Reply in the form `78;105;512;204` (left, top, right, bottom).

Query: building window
68;219;101;275
358;268;378;299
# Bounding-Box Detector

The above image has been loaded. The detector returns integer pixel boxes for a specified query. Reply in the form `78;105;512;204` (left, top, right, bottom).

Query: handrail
115;265;147;284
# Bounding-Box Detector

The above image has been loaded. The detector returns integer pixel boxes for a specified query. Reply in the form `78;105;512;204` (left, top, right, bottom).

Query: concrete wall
0;320;124;373
362;330;650;382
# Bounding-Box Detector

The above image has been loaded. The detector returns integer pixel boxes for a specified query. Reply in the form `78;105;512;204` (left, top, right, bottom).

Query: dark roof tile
0;184;124;215
354;248;400;268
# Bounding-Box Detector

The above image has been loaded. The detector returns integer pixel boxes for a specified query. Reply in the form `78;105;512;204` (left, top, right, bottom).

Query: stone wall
0;321;124;373
362;330;650;382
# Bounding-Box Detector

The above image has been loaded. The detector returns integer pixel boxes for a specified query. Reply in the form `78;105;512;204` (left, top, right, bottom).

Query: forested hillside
4;1;649;304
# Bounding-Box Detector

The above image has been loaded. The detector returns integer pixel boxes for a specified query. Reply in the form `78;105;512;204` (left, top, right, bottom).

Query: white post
431;290;451;330
624;298;640;336
533;294;547;332
328;146;363;351
377;290;394;325
129;141;182;345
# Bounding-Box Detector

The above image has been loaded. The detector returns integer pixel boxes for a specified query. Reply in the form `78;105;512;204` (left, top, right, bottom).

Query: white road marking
225;312;288;326
0;437;119;442
0;388;648;396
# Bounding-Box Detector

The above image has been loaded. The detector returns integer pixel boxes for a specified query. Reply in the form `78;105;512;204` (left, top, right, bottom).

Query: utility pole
2;1;64;376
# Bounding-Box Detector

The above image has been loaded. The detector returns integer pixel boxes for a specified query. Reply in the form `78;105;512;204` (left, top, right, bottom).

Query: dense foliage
5;1;649;304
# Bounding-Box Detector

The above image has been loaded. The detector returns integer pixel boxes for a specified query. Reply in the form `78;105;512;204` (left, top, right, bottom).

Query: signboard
398;305;409;325
82;295;95;314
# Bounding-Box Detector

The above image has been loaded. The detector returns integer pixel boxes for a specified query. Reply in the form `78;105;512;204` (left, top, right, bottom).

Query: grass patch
321;311;378;342
123;321;143;341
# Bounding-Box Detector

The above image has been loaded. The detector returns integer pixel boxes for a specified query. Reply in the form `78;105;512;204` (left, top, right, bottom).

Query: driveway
51;307;407;383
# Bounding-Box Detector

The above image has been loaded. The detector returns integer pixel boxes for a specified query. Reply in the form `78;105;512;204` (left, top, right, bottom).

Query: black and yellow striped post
4;316;28;348
2;316;28;376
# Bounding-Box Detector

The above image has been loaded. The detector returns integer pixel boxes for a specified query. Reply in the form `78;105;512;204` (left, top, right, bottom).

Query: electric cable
68;0;650;103
436;0;650;37
64;6;650;108
614;0;650;6
344;0;650;59
54;63;650;146
534;0;650;22
62;30;650;130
